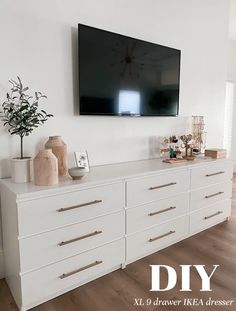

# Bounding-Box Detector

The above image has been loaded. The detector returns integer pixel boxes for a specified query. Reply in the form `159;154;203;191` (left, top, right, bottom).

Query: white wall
0;0;230;277
229;0;236;40
228;40;236;82
227;40;236;170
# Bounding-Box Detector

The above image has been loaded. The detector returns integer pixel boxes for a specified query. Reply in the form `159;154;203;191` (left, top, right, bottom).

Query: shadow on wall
71;26;80;116
0;159;11;179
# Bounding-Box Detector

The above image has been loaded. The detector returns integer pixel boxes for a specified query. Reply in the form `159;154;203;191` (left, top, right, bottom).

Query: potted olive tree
1;77;53;183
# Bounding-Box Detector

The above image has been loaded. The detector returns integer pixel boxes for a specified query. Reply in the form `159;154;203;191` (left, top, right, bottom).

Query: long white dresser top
0;157;230;200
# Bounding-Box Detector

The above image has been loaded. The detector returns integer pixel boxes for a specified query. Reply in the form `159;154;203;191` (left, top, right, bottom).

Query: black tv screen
79;24;181;116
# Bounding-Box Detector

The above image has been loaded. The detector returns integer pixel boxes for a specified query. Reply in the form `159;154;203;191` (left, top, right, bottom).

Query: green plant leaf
1;76;53;158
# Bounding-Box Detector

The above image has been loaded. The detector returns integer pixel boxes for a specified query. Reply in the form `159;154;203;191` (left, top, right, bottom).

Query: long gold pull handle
205;171;225;177
148;230;176;242
148;206;176;216
57;200;102;212
58;230;103;246
149;182;177;190
60;260;103;279
204;211;223;220
205;191;224;199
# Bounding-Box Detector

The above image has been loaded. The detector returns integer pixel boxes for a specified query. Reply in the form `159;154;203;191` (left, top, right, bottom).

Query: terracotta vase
45;136;68;177
33;149;58;186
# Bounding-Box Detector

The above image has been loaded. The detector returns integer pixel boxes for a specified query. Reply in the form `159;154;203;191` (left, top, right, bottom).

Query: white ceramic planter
11;157;32;183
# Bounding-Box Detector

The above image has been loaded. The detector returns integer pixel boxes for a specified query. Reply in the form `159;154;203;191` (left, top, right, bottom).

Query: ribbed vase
33;149;58;186
45;136;68;177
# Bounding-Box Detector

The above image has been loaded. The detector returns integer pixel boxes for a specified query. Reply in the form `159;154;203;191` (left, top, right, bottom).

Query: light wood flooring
1;178;236;311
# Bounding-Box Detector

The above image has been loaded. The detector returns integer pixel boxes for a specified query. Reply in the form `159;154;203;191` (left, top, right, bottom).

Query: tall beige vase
45;136;68;177
34;149;58;186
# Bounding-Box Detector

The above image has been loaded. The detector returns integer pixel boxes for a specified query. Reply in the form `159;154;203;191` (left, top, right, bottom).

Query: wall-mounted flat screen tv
79;24;181;116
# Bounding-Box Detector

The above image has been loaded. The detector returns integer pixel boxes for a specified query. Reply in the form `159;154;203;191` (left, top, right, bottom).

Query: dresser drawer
19;211;124;273
189;200;231;234
127;193;189;234
17;182;125;237
190;181;232;212
21;239;124;308
191;160;233;189
126;215;188;262
126;170;190;207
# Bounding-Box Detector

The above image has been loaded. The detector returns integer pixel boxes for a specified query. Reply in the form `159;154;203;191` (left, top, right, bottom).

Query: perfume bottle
169;146;175;158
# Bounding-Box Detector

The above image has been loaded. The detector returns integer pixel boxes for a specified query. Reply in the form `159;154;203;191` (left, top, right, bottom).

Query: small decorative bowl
68;167;87;180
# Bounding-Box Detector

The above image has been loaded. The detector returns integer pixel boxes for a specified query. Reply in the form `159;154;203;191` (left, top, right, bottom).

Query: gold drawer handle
149;182;177;190
205;171;225;177
149;206;176;216
58;230;103;246
149;230;176;242
57;200;102;212
204;211;223;220
205;191;224;199
60;260;103;279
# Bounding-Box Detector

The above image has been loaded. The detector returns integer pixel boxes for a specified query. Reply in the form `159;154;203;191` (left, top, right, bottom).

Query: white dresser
0;157;233;311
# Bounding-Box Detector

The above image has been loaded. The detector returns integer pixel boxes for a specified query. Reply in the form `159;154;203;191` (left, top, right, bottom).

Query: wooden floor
1;179;236;311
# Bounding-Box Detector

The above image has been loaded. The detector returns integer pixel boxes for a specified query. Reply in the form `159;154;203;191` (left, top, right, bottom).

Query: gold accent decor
148;230;176;242
58;230;103;246
205;192;224;199
57;200;102;212
148;206;176;216
149;182;177;190
205;171;225;177
60;261;103;279
204;211;223;220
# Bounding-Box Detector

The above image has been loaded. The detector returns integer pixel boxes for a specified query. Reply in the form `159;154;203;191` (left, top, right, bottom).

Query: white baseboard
0;248;4;279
